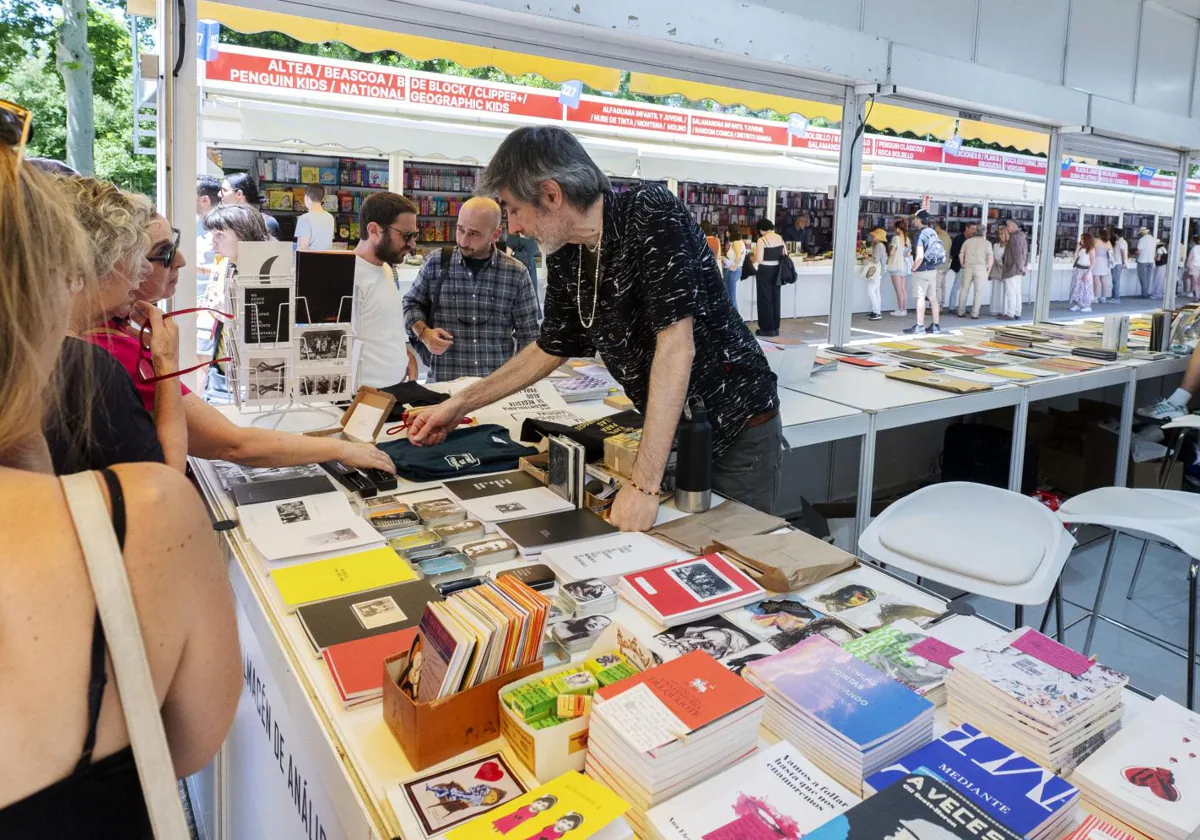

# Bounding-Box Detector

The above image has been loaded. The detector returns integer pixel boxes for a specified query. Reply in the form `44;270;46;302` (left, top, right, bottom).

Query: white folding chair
859;482;1075;632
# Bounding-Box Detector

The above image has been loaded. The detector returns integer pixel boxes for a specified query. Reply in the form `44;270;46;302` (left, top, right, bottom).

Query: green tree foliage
0;0;154;193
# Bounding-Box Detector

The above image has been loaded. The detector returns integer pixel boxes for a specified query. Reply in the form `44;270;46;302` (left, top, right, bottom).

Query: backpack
921;228;946;267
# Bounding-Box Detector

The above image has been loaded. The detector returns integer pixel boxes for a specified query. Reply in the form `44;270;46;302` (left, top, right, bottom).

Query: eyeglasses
146;228;181;266
136;306;234;384
0;99;32;167
387;224;420;243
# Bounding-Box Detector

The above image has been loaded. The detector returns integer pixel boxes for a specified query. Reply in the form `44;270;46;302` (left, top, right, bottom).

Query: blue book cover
745;635;933;750
863;721;1078;836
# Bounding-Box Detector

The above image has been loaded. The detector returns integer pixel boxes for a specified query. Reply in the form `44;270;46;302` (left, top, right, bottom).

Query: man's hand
608;485;659;532
405;346;419;382
137;301;179;376
338;441;397;474
421;327;455;356
407;399;465;447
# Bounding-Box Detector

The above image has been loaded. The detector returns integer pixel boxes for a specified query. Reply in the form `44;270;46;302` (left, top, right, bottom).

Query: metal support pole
827;88;867;347
1166;152;1190;312
1008;389;1029;492
854;413;877;546
1190;559;1198;709
1115;368;1136;488
1034;129;1063;324
1084;530;1121;655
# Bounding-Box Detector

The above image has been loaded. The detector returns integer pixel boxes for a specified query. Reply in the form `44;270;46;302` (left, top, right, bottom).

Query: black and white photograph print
668;557;737;603
651;615;756;662
297;326;350;363
296;367;351;400
275;500;310;524
495;502;526;514
562;579;615;604
352;595;406;630
244;355;289;404
551;614;612;644
303;527;359;548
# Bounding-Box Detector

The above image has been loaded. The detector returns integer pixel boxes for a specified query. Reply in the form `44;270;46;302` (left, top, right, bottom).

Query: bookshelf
1122;212;1155;246
857;198;980;245
1056;207;1081;256
610;177;643;195
1083;212;1119;240
677;182;769;233
402;162;482;249
1159;215;1177;246
776;190;834;253
989;203;1035;241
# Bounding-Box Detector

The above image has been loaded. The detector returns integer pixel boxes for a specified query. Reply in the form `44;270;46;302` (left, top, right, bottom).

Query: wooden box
382;653;542;771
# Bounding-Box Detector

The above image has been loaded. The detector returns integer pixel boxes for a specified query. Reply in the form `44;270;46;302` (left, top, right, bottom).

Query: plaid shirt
403;246;540;381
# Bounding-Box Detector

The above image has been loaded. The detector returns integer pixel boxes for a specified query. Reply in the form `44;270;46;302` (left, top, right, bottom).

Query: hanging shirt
538;184;778;458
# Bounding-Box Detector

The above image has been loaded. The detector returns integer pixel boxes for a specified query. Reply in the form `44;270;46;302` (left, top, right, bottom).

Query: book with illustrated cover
949;628;1128;727
618;554;764;627
806;773;1022;840
864;721;1078;839
800;567;945;633
296;579;441;653
841;619;953;703
446;770;629;840
645;742;859;840
1070;695;1200;840
721;594;824;641
767;616;863;650
745;636;933;752
1063;814;1141;840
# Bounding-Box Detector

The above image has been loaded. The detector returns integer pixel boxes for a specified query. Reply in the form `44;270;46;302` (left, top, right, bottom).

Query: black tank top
0;469;152;839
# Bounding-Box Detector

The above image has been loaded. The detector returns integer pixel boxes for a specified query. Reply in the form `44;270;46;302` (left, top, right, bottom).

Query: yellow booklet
270;546;416;609
981;367;1038;381
448;771;628;840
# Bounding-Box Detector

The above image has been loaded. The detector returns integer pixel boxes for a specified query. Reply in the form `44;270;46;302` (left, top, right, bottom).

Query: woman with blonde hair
46;176;187;473
989;225;1008;318
886;218;910;316
0;111;239;836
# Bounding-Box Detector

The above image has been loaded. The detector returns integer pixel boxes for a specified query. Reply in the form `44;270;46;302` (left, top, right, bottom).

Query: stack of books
841;618;957;706
444;470;574;526
413;577;551;703
744;636;934;794
645;742;859;840
1071;695;1200;840
584;651;766;838
864;721;1079;840
946;628;1128;775
617;554;764;628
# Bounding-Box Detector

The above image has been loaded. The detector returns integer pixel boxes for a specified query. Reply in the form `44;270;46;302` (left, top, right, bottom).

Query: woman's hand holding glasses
135;301;180;381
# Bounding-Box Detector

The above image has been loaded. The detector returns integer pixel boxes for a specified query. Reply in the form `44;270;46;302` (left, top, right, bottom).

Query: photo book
617;554;765;628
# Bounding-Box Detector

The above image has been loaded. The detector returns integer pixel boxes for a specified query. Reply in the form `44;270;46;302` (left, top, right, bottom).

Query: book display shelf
1123;212;1155;244
776;190;836;252
989;203;1035;241
678;181;769;233
1056;207;1081;256
1084;212;1120;239
402;161;483;250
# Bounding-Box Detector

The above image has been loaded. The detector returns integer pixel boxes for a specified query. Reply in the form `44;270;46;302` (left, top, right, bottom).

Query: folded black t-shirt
46;338;165;474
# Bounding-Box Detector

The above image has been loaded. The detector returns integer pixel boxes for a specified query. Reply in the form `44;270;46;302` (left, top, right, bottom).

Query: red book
837;356;885;368
618;554;764;627
597;650;764;736
322;627;415;707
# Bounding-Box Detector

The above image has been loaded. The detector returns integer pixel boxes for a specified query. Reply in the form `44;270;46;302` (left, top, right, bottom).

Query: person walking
722;223;746;307
903;210;945;335
1000;219;1028;319
956;227;993;319
751;218;786;337
865;227;887;321
1091;228;1113;303
1069;233;1096;313
1111;228;1128;303
989;225;1008;318
1135;226;1157;298
886;218;911;317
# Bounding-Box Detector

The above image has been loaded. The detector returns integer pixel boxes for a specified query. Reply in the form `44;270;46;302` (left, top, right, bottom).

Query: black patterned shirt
537;184;779;457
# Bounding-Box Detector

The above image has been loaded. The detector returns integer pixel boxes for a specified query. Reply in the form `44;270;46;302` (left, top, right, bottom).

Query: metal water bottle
675;399;712;513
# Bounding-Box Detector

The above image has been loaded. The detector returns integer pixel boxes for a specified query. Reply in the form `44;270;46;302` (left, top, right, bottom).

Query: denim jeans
1111;265;1122;300
723;267;742;307
713;414;784;515
1138;262;1154;297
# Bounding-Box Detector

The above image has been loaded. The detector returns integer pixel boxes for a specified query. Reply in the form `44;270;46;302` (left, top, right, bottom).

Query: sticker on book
401;752;527;837
352;595;406;630
598;682;689;753
667;558;739;603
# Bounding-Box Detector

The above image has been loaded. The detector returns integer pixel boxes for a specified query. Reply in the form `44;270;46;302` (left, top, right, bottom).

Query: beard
530;208;576;255
375;240;408;265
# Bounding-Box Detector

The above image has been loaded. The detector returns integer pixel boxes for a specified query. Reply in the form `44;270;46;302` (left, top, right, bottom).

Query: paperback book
446;770;630;840
541;532;687;585
296;578;441;653
841;619;954;705
799;566;945;633
618;554;765;627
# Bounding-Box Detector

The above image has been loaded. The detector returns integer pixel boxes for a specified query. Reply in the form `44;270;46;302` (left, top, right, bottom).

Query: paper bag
715;530;856;592
648;500;787;554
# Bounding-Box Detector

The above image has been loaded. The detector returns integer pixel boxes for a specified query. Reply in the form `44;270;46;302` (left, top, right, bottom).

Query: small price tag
1011;629;1094;676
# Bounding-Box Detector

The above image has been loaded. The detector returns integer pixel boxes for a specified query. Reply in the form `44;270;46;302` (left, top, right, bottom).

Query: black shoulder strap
433;246;454;316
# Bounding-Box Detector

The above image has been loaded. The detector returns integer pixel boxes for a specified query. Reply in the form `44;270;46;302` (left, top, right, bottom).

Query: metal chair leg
1054;583;1065;641
1190;559;1198;710
1038;580;1064;638
1014;604;1024;630
1127;539;1150;600
1084;530;1121;656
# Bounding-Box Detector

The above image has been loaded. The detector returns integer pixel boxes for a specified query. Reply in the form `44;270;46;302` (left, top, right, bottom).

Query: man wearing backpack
904;210;944;335
403;196;540;381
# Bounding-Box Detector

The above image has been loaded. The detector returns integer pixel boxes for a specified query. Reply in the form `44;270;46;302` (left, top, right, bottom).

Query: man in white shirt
1111;230;1128;303
353;192;418;387
295;184;336;251
1135;227;1157;298
956;227;994;319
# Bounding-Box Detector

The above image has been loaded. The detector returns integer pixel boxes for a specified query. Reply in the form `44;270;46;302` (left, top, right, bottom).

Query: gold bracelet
628;478;659;497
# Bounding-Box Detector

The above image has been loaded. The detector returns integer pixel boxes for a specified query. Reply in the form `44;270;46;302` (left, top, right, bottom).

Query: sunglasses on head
146;228;181;266
0;99;32;165
136;306;234;384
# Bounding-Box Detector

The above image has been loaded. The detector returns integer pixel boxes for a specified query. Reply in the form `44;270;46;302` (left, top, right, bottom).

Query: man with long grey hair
408;126;782;531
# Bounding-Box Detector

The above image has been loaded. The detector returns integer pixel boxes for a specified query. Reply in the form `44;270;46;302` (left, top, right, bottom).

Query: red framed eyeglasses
137;307;234;384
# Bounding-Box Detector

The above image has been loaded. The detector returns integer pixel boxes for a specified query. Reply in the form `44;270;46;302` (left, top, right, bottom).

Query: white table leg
855;414;877;545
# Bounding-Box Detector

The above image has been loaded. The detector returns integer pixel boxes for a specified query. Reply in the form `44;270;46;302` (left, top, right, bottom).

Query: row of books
256;156;386;187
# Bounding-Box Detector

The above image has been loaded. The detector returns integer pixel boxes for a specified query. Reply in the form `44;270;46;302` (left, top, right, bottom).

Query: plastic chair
1056;486;1200;708
859;482;1075;633
1126;414;1200;600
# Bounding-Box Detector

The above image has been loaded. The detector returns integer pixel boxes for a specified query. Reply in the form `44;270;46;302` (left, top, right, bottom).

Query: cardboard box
499;664;594;782
340;386;396;443
382;654;541;772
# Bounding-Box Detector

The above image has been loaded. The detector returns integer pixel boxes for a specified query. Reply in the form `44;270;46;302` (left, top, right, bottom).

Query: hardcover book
499;509;617;555
618;554;765;626
297;579;441;652
444;470;544;501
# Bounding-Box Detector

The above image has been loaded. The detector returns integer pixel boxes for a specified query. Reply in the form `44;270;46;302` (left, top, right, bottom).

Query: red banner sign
865;136;944;164
943;147;1047;177
791;127;842;154
688;114;787;147
407;76;560;119
206;50;406;101
566;99;688;135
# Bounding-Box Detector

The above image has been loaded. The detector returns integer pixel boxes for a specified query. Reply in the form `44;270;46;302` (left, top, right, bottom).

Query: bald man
403;196;540;381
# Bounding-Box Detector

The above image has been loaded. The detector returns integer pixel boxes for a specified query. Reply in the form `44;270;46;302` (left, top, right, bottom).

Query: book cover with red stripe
620;554;762;622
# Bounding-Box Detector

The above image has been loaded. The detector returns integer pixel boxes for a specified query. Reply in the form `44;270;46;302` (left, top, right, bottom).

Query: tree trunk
56;0;94;174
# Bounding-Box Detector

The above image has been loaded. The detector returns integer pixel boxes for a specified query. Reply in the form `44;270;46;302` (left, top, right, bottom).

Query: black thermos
675;399;712;513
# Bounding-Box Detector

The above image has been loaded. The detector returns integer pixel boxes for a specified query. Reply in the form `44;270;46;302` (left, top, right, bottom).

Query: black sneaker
868;312;883;321
902;324;926;335
928;323;942;334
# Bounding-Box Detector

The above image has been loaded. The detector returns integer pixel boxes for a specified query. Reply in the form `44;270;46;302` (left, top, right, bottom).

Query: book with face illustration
799;567;945;633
